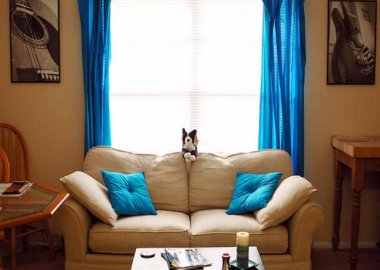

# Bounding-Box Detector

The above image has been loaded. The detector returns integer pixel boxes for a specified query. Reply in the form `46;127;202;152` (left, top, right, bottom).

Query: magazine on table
0;181;33;197
161;248;212;270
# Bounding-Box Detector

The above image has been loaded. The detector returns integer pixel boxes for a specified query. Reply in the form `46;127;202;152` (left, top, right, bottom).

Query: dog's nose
186;138;190;142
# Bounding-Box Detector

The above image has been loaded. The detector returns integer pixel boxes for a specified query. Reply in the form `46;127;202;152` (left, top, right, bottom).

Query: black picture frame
10;0;60;83
327;0;377;85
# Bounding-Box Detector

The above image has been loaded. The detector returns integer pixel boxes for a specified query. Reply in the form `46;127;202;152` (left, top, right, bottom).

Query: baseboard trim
313;241;378;249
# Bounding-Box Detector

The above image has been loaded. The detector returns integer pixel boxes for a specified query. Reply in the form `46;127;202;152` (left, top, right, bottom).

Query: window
110;0;263;154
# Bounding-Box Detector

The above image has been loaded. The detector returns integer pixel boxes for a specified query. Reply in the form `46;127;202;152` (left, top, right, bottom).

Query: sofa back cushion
189;150;293;212
84;147;189;213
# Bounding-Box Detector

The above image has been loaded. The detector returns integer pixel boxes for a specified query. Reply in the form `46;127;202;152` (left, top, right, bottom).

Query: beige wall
0;0;379;244
0;0;84;189
305;1;380;245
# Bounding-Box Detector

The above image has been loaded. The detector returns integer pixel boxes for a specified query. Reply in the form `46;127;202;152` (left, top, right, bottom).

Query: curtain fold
259;0;306;175
78;0;112;153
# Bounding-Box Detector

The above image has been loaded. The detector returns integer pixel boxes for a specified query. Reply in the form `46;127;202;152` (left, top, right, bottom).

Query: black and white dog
182;128;198;161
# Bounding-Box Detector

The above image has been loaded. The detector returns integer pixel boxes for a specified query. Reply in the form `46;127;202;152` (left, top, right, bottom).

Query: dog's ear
189;129;198;144
182;128;187;143
189;129;196;137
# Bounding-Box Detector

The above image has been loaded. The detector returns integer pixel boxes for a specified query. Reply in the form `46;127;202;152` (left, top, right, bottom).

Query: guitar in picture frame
10;0;60;83
328;0;377;85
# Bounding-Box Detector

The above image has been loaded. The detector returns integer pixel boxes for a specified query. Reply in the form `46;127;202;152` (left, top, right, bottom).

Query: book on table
0;181;33;197
161;248;212;270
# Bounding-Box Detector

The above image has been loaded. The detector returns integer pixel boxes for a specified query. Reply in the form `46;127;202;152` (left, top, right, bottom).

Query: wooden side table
331;136;380;269
0;182;69;270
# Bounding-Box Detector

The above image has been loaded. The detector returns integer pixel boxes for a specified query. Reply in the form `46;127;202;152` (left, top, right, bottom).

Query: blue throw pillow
101;170;157;216
226;172;283;215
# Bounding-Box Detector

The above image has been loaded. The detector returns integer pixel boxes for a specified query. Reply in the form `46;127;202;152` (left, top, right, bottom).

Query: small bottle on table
221;253;230;270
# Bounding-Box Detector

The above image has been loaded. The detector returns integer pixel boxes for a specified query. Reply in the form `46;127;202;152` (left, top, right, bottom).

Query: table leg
44;219;54;255
350;189;361;269
21;225;29;251
350;159;365;270
0;230;4;269
11;227;16;270
332;159;344;250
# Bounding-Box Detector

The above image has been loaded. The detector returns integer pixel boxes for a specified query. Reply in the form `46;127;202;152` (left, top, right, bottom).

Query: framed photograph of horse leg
10;0;60;83
327;0;376;85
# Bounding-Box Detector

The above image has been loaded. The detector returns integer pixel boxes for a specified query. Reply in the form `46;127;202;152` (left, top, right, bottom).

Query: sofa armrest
55;198;94;263
287;200;324;261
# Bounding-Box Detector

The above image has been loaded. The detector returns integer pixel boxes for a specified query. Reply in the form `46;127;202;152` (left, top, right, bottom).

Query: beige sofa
56;146;324;270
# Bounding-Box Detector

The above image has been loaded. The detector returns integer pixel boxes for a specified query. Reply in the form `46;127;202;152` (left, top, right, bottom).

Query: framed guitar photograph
327;0;377;85
10;0;60;83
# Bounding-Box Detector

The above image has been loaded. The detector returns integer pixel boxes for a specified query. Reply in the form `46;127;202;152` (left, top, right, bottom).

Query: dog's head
182;128;198;146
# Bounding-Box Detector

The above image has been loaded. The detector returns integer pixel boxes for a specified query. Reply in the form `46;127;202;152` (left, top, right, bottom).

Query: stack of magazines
0;181;33;197
161;248;212;270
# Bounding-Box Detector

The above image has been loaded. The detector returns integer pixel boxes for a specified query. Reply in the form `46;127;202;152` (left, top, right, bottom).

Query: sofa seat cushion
89;210;191;254
190;209;288;254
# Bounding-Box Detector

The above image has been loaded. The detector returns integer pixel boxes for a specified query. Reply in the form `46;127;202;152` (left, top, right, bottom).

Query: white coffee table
132;246;264;270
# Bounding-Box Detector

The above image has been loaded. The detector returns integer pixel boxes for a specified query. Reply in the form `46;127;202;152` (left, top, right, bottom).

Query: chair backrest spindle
0;147;10;183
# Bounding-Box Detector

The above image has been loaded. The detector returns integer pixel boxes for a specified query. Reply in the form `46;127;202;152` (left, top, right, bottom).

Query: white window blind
110;0;263;154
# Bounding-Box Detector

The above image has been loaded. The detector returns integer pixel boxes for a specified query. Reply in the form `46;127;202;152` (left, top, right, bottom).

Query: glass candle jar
236;231;249;267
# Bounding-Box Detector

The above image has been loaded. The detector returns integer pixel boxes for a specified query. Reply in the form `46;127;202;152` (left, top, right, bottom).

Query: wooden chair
0;123;29;181
0;147;10;270
0;124;54;269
